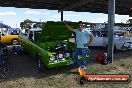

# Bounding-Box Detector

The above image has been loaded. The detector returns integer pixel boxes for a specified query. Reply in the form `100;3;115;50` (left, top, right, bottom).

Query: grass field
0;34;132;88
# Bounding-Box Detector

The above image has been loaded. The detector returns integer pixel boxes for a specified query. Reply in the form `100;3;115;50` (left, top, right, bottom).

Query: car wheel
38;56;47;72
12;39;19;45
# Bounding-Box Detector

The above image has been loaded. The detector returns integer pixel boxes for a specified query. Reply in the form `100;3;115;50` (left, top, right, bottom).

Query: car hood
114;36;132;42
38;21;78;41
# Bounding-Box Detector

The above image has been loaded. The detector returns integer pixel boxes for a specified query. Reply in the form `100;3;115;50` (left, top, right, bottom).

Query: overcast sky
0;7;131;28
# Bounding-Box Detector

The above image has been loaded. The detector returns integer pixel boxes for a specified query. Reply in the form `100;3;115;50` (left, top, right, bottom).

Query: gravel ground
1;45;38;80
2;45;123;79
1;44;104;80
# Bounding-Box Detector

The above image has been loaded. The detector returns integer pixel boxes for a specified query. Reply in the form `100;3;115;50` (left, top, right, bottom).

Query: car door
1;35;19;43
90;31;104;46
101;31;108;47
18;32;34;54
1;34;11;43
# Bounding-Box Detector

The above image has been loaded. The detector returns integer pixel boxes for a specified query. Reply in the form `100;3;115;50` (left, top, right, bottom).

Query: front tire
11;39;19;45
38;56;47;72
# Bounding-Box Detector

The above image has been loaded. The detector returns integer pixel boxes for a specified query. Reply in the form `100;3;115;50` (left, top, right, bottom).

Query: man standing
64;21;94;70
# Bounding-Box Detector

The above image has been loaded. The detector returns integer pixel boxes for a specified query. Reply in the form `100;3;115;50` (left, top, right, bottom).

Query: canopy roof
0;0;132;16
0;22;11;28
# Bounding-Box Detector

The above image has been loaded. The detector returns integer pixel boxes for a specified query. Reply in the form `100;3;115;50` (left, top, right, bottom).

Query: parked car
89;30;132;50
0;28;19;45
18;21;89;71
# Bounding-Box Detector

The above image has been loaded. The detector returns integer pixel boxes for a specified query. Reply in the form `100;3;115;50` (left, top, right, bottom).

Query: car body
18;21;89;70
0;28;19;44
89;30;132;50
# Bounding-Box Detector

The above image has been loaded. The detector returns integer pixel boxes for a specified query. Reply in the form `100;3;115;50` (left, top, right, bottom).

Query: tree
23;19;32;29
20;22;24;29
20;19;32;29
20;19;45;29
33;23;43;28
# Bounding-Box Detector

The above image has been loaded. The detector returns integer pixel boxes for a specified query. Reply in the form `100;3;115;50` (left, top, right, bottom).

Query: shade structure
0;22;11;28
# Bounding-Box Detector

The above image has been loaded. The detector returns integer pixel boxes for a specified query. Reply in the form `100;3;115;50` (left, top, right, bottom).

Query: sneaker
80;65;87;70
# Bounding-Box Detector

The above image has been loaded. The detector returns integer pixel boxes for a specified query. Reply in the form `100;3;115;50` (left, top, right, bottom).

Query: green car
18;21;89;71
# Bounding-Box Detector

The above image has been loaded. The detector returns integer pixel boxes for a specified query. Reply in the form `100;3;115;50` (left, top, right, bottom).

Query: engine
48;42;73;62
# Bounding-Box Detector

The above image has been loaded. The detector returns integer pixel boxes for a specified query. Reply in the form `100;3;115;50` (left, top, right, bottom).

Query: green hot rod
18;21;89;71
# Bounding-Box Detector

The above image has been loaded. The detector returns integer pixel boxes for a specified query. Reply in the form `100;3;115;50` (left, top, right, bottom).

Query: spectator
64;21;94;70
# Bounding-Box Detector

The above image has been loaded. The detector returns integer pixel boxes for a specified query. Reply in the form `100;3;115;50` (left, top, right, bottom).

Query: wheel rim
12;40;18;45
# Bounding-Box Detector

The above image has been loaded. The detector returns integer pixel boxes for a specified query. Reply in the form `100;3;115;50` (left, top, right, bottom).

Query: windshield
91;31;108;37
91;30;125;37
10;30;19;35
114;32;124;36
1;28;8;36
28;30;42;42
34;30;42;41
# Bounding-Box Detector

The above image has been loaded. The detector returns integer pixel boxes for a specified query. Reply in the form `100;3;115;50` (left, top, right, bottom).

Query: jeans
72;48;88;67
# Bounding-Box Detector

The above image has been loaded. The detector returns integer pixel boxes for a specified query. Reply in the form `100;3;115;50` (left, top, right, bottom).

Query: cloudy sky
0;7;131;28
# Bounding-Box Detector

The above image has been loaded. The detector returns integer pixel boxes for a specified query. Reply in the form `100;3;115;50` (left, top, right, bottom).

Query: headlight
49;54;56;62
57;53;65;60
58;53;63;59
124;42;130;47
123;42;132;49
65;52;70;58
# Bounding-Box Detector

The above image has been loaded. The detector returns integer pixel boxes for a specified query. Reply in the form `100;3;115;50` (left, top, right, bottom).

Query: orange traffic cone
78;66;86;76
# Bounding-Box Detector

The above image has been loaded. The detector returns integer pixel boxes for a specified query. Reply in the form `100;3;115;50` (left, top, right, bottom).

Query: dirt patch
0;45;131;88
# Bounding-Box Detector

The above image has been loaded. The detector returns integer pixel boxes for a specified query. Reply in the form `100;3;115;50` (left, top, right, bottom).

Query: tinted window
114;32;124;36
101;31;108;37
34;30;42;41
91;31;97;37
91;31;105;37
96;31;103;37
